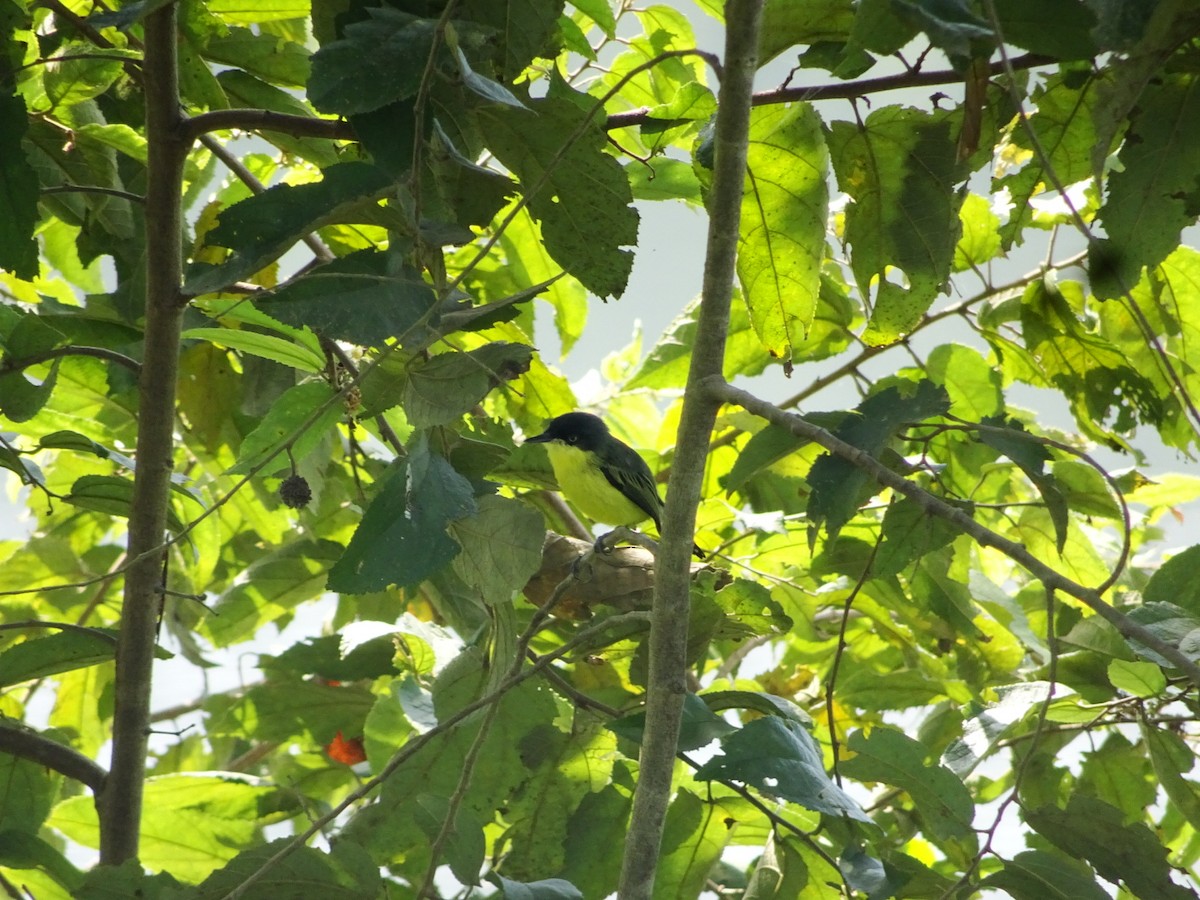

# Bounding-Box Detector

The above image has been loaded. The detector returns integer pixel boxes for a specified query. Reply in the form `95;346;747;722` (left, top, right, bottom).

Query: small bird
526;412;703;557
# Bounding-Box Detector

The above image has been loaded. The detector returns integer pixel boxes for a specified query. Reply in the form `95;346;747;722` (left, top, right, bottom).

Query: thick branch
100;3;189;865
0;345;142;376
605;52;1053;130
0;720;107;794
617;5;765;898
182;108;353;144
707;378;1200;688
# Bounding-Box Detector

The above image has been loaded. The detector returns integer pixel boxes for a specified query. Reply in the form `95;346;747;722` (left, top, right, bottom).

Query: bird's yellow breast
544;442;652;527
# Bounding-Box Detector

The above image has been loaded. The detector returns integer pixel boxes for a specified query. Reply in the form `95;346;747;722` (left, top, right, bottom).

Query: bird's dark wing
599;443;663;530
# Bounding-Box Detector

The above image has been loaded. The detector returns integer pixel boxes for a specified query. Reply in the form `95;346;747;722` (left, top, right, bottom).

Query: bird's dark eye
567;435;578;444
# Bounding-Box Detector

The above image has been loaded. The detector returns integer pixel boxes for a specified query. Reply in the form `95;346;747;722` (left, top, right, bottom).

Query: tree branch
706;377;1200;688
0;720;107;794
618;4;765;898
0;345;142;376
604;52;1054;131
100;2;189;865
181;109;353;144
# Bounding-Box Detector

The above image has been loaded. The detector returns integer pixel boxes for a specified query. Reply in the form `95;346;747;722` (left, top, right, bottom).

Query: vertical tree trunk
99;4;189;863
616;3;765;896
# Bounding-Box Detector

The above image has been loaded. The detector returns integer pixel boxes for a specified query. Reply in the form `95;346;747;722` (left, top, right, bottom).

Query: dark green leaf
1024;794;1196;900
402;343;534;427
458;0;566;81
0;757;58;834
807;380;950;538
700;690;812;726
448;495;545;606
192;839;381;899
609;692;737;752
490;875;583;900
184;162;395;295
841;728;975;841
415;795;485;885
0;629;167;687
892;0;992;57
0;92;38;279
308;9;442;116
1142;720;1200;832
0;360;62;423
1092;75;1200;299
327;438;476;593
694;717;874;823
981;850;1110;900
979;415;1069;552
1126;603;1200;667
1143;545;1200;617
254;250;438;349
477;80;637;298
0;831;84;893
65;474;190;533
991;0;1097;59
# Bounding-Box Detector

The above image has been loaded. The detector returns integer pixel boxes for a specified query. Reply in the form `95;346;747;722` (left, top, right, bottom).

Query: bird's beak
525;431;551;444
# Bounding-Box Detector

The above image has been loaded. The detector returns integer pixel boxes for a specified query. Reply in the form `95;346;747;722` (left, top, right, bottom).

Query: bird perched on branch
526;411;704;558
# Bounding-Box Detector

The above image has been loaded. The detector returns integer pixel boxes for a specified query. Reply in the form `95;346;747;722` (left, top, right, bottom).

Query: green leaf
0;92;38;279
183;162;395;295
757;0;856;64
609;693;737;752
625;157;702;204
254;250;439;349
694;717;874;823
1024;794;1197;900
182;327;324;373
1107;659;1166;697
490;875;583;900
991;0;1097;59
327;438;476;593
64;474;190;533
458;0;566;81
807;380;950;537
402;343;534;427
828;107;962;345
0;629;120;687
448;495;545;606
1126;603;1200;667
215;70;338;167
229;382;344;475
0;359;62;423
981;850;1110;900
996;74;1105;249
978;415;1069;553
42;42;125;110
1144;545;1200;617
477;80;637;298
928;343;1002;418
840;728;975;841
192;838;382;898
738;102;829;362
892;0;992;58
1091;75;1200;299
942;682;1054;776
0;831;84;893
415;795;485;885
0;753;58;836
1142;724;1200;833
205;26;311;87
308;9;443;116
656;789;733;898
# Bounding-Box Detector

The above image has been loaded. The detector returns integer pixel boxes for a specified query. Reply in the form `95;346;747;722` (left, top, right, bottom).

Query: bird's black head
526;412;610;452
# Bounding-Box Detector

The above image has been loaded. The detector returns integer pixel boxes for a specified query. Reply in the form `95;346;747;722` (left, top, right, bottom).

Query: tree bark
99;3;188;863
616;3;765;897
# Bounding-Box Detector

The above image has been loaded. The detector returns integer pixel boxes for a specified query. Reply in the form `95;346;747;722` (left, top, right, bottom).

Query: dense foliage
2;0;1200;897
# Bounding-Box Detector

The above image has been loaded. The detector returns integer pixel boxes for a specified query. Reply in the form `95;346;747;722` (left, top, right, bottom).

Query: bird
526;411;703;558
